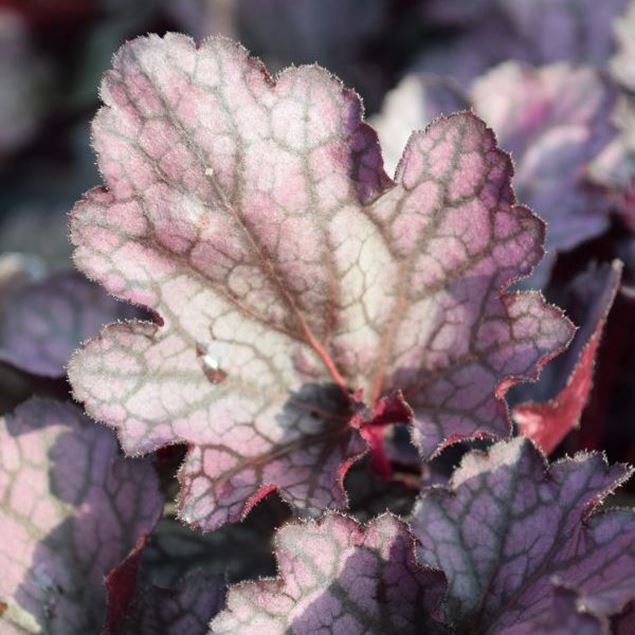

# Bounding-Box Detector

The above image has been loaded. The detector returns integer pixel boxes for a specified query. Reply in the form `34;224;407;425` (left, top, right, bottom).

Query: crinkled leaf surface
370;74;468;177
0;398;163;634
211;513;446;634
68;34;572;531
0;9;48;155
412;437;635;632
376;62;614;287
0;270;140;377
513;261;623;453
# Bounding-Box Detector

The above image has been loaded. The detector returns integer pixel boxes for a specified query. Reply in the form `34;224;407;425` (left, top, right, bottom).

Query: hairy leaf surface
513;261;623;453
0;270;139;377
0;399;163;634
211;513;446;634
412;437;635;632
68;34;572;531
369;74;468;177
376;62;614;286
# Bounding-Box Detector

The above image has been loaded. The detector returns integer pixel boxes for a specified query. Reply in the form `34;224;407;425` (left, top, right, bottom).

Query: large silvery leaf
211;513;446;634
0;271;139;377
412;437;635;632
0;398;163;634
513;261;623;453
68;34;572;531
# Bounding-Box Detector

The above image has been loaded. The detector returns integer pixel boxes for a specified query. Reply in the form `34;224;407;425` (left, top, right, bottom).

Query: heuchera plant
1;32;634;634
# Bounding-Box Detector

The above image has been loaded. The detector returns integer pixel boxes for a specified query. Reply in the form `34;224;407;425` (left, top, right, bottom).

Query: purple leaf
412;437;635;632
0;398;163;633
473;62;614;286
520;586;607;635
0;270;140;377
376;61;615;286
211;513;446;634
105;540;226;635
418;0;629;84
513;261;623;453
68;35;572;531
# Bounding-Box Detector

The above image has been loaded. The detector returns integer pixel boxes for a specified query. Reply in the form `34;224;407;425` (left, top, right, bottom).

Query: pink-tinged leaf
68;35;572;531
513;261;623;453
375;62;614;286
0;398;163;634
412;437;635;632
370;74;468;176
211;513;447;634
471;62;615;285
0;270;140;377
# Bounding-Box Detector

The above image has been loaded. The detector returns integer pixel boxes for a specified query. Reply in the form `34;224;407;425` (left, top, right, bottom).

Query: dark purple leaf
412;437;635;632
0;270;140;377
